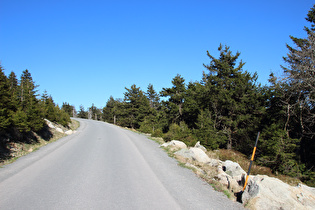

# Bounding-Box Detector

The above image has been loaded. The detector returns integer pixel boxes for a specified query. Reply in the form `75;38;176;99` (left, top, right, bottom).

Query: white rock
56;128;64;133
160;140;187;151
215;171;230;186
228;175;243;192
194;141;207;152
175;147;211;163
189;148;211;163
243;175;315;210
301;184;315;194
44;119;55;129
65;130;73;135
174;148;193;160
215;170;243;192
222;160;246;178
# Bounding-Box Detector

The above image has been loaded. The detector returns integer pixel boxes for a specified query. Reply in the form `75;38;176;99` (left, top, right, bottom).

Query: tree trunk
179;103;182;117
227;129;232;149
284;104;290;137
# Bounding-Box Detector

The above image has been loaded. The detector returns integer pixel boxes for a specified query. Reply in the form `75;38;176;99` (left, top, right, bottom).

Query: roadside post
236;131;260;203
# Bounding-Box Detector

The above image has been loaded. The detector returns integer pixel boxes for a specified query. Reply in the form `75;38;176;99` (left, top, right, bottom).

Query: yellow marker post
242;132;260;192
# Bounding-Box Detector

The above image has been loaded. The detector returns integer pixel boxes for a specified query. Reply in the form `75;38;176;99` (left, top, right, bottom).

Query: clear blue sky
1;0;314;110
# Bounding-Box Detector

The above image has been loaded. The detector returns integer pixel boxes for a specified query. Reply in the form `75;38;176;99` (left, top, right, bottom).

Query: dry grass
70;119;80;130
149;136;165;145
206;150;220;159
217;149;301;186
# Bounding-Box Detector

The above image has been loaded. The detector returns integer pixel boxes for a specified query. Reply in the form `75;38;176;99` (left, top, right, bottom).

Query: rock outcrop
44;119;56;129
161;139;315;210
215;160;245;193
44;119;75;135
242;175;315;210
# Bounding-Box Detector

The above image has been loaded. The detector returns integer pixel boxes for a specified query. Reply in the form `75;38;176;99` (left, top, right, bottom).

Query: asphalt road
0;118;244;210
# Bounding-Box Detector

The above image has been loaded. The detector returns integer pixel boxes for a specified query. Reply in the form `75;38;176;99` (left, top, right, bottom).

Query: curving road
0;118;244;210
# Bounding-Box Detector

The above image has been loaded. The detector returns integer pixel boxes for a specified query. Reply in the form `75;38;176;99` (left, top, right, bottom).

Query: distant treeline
80;5;315;186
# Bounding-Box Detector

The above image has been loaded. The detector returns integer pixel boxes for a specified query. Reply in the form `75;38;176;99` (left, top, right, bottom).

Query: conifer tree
146;84;160;109
160;74;186;124
88;103;101;120
8;72;18;106
62;102;75;117
40;91;57;122
257;74;301;175
55;105;71;127
282;11;315;140
182;81;204;129
0;66;13;131
277;4;315;177
138;84;161;133
202;44;261;150
194;109;227;149
18;70;44;131
102;96;121;124
77;105;88;119
123;84;150;129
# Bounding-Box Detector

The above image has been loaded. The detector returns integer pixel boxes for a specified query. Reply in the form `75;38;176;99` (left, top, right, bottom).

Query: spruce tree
62;102;75;117
40;91;56;122
202;44;261;150
123;84;150;129
146;84;160;109
0;66;13;131
8;72;19;107
77;105;88;119
160;74;186;124
103;96;120;124
278;4;315;178
55;105;71;127
18;70;44;131
182;81;204;129
138;84;161;133
88;103;101;120
194;109;226;149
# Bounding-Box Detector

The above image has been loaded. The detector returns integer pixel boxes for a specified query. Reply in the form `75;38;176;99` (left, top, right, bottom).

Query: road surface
0;118;244;209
